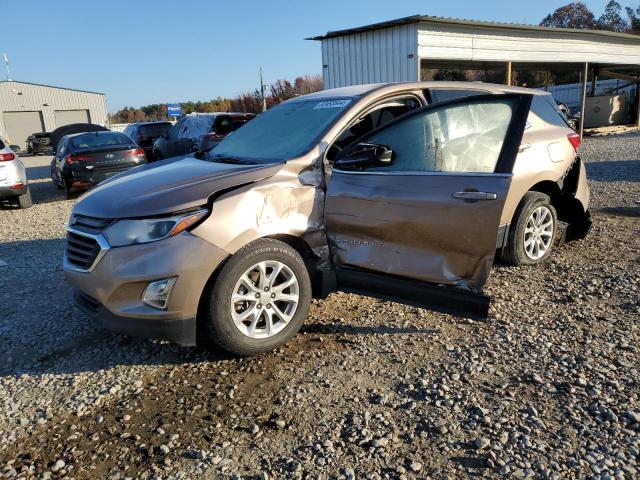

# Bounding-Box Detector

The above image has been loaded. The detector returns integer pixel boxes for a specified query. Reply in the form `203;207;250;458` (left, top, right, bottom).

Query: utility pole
259;67;267;112
2;53;11;81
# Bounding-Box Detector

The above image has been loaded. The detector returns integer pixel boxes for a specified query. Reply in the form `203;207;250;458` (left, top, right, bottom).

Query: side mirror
9;145;20;153
334;143;393;171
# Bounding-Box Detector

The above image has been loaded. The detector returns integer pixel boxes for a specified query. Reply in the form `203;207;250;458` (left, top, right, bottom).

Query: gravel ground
0;137;639;480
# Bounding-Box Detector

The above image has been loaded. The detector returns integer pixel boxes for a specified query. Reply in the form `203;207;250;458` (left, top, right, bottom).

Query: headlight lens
104;209;208;247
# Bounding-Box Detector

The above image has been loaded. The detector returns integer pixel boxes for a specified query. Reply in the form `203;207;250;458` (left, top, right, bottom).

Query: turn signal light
567;133;581;151
0;152;15;162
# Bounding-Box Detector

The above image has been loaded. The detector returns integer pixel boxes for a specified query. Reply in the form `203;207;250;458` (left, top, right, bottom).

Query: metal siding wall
321;25;419;88
0;82;107;141
417;24;640;64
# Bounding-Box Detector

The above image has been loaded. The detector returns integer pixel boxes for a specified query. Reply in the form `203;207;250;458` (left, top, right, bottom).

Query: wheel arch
527;179;586;224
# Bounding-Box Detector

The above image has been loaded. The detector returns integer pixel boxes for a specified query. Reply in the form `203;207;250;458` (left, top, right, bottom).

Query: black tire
199;239;311;356
153;150;163;162
16;189;33;209
64;181;75;200
502;192;557;266
51;165;63;190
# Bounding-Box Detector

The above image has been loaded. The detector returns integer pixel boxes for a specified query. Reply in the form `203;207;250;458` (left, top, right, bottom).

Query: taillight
0;152;15;162
567;133;581;151
125;147;145;156
65;154;92;164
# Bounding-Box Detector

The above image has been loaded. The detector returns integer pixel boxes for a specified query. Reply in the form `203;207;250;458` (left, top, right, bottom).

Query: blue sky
2;0;615;112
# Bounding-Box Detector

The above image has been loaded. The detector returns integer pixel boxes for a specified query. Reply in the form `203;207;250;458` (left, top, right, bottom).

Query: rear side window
531;95;569;127
429;89;489;103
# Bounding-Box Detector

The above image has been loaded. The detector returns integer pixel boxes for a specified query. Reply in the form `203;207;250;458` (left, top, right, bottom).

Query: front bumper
75;289;197;346
64;232;229;346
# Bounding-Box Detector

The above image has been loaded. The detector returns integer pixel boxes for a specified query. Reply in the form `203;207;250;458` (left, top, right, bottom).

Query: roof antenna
2;53;11;81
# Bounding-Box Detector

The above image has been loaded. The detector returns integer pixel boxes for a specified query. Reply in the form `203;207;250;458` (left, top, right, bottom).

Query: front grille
70;215;113;234
65;231;101;270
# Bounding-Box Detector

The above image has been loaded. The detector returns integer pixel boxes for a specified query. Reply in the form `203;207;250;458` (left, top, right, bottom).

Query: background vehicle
0;138;32;208
152;113;255;161
26;132;53;155
64;82;590;356
555;99;580;131
49;123;109;153
123;121;172;161
50;131;146;198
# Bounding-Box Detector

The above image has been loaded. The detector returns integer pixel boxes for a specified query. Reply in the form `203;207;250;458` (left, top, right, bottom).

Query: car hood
73;156;282;218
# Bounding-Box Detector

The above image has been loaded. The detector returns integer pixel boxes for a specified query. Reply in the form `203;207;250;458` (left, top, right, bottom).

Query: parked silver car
0;137;32;208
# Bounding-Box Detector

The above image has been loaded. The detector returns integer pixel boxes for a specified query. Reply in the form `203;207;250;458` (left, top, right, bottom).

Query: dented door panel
325;172;512;291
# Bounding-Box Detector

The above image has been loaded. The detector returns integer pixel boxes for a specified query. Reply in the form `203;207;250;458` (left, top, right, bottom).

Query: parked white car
0;136;32;208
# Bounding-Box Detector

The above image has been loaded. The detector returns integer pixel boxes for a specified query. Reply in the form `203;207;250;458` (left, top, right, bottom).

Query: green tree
540;2;596;29
597;0;629;31
627;5;640;32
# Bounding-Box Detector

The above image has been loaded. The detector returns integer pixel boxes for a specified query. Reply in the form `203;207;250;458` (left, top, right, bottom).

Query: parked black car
152;113;255;161
26;132;53;155
122;121;172;160
50;131;146;198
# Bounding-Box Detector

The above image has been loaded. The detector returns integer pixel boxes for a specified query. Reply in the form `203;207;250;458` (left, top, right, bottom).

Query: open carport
309;15;640;138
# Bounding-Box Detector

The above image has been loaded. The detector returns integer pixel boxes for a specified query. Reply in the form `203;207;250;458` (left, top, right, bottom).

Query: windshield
71;132;131;149
208;98;354;163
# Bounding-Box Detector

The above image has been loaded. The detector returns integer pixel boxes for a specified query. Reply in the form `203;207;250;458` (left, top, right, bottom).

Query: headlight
104;209;208;247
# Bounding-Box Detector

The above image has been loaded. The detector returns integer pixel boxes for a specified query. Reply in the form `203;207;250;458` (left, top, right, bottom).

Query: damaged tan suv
64;82;591;355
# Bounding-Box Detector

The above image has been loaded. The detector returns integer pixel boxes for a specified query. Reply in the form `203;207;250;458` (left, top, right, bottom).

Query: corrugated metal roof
307;14;640;42
0;80;104;95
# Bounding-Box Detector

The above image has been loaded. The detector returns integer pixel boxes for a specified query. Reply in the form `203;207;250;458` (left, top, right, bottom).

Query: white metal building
0;81;108;150
309;15;640;134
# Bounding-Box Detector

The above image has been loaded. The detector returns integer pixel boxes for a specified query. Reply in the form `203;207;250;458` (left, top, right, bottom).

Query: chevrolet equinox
64;82;591;355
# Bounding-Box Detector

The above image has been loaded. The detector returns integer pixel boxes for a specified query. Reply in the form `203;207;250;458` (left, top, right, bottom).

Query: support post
506;61;512;86
590;66;598;97
579;62;589;140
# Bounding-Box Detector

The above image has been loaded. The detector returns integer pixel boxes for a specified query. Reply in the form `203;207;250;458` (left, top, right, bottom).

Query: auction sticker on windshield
314;99;351;109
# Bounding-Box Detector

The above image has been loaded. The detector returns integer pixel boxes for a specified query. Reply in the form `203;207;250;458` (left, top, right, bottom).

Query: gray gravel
1;137;639;479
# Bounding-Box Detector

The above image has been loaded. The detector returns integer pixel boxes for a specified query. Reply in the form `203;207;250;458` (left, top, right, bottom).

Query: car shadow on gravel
584;160;640;182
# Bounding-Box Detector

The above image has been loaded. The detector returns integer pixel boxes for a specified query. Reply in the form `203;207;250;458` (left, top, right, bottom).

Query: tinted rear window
140;123;171;136
71;132;131;149
531;95;569;127
0;138;4;149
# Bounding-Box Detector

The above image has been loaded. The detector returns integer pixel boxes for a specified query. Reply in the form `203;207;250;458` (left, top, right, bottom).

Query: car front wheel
502;192;557;266
199;239;311;356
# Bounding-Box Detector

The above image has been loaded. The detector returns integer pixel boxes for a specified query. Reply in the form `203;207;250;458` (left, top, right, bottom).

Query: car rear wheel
153;150;163;162
199;239;311;356
16;189;33;209
502;192;557;266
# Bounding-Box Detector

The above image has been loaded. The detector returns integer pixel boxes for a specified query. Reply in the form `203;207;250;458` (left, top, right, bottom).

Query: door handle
452;191;498;201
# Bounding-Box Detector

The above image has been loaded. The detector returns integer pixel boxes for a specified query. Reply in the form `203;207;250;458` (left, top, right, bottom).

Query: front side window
359;98;516;174
208;98;355;164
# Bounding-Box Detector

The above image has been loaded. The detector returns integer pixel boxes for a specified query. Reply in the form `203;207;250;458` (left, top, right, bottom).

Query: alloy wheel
523;205;554;260
231;261;300;339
